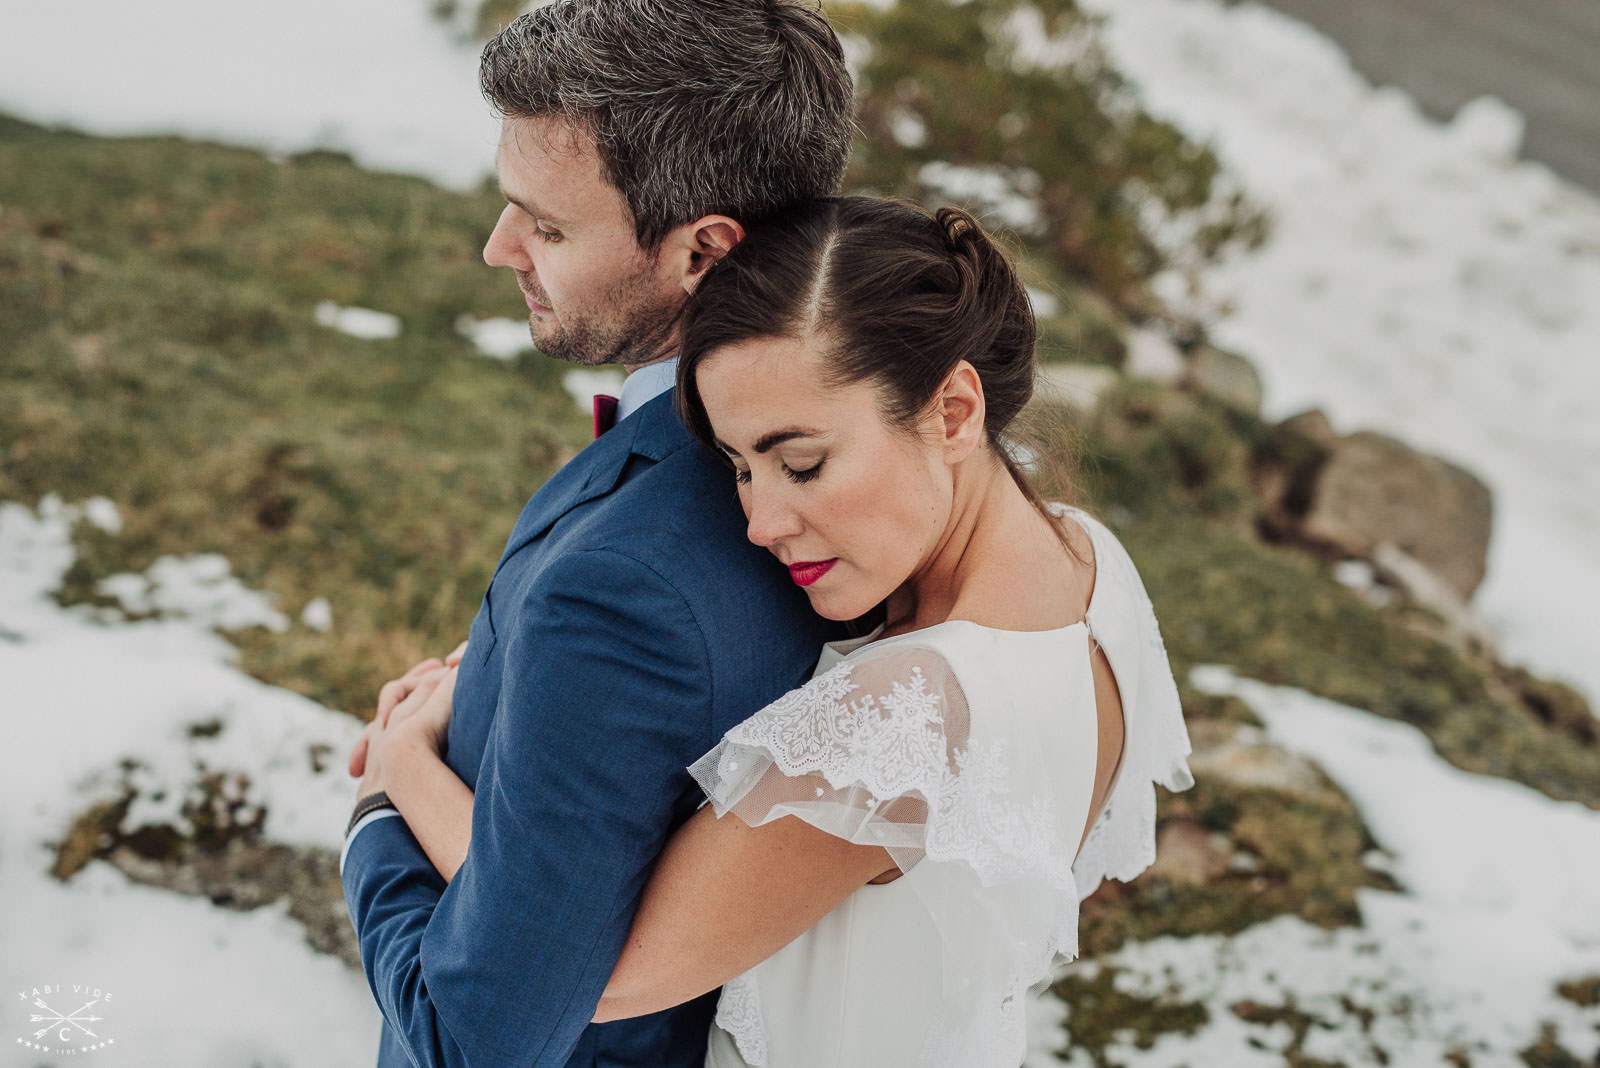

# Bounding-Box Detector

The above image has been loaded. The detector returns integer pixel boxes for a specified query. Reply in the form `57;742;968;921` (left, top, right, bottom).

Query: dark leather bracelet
346;790;397;837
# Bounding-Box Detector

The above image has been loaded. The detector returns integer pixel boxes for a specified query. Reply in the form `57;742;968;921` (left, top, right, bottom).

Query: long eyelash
733;469;752;485
786;462;824;484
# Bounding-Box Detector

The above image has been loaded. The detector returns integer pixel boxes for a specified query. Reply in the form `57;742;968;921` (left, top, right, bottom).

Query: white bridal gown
691;505;1194;1068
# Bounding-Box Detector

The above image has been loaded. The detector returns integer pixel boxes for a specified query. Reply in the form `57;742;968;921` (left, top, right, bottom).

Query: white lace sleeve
689;643;1089;1068
690;645;981;875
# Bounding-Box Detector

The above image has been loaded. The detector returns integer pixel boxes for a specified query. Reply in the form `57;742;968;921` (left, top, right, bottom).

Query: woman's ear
670;215;745;294
939;361;987;464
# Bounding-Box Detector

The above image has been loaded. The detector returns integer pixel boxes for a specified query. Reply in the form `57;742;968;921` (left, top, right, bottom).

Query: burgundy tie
592;394;620;439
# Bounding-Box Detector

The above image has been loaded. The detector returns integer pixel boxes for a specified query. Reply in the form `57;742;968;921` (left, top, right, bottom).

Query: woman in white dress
390;196;1192;1066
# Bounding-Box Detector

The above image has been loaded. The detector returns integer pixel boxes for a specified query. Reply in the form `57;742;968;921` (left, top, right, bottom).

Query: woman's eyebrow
752;429;818;454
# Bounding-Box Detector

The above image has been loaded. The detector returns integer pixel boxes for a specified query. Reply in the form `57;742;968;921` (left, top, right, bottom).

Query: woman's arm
592;806;894;1023
353;666;474;883
384;736;475;883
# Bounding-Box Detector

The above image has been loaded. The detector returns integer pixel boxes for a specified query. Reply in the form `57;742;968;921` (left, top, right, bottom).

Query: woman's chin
803;587;870;623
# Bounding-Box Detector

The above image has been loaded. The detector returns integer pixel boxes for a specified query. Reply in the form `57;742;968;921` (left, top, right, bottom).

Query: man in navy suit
338;3;855;1065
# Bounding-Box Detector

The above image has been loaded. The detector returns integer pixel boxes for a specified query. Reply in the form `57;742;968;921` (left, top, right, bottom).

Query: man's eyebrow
499;187;567;227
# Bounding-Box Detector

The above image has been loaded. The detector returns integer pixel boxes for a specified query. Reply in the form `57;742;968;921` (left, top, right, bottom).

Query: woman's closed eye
784;460;824;484
731;459;826;485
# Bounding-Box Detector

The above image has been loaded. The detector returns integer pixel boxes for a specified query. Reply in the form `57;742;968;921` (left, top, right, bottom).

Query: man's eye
535;226;563;243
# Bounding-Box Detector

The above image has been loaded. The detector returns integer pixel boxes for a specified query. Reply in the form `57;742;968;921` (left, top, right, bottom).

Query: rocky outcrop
1300;431;1493;600
1258;418;1494;604
1185;345;1263;414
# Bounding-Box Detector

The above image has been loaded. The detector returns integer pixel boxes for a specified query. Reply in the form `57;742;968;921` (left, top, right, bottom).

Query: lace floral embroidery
718;657;1075;889
715;972;767;1066
723;663;948;800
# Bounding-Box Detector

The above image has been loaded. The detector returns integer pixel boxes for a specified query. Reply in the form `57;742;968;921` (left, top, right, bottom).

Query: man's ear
667;215;745;294
939;361;987;464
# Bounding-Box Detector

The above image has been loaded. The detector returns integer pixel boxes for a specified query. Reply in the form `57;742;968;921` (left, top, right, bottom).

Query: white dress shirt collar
616;356;679;424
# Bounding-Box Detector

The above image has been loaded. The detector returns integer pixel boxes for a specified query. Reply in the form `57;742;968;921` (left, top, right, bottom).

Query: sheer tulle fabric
689;504;1193;1068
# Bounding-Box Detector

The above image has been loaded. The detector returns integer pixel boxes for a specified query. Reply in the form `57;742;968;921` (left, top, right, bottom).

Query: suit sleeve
342;547;715;1066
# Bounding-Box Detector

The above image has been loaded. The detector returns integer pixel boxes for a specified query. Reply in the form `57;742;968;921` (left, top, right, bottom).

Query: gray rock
1372;541;1494;648
1278;408;1336;446
1124;327;1186;384
1035;362;1121;419
1301;431;1493;599
1187;732;1326;797
1186;345;1263;413
1147;819;1234;885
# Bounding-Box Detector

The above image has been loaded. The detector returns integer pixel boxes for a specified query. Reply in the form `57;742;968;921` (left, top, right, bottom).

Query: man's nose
744;481;804;548
483;204;528;269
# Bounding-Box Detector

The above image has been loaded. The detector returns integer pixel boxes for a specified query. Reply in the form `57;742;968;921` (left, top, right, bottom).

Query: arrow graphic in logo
29;997;103;1041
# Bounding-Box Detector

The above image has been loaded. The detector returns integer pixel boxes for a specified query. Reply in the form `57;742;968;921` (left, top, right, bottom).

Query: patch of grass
1520;1024;1588;1068
1556;976;1600;1008
1229;999;1353;1067
1118;516;1600;808
1079;772;1383;956
0;115;586;715
1023;380;1600;810
1052;966;1210;1065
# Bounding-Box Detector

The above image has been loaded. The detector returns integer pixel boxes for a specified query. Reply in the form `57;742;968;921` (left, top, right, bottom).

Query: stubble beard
519;264;682;369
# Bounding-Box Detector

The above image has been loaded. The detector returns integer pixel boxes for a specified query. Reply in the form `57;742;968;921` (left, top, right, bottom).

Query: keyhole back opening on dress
1077;629;1127;862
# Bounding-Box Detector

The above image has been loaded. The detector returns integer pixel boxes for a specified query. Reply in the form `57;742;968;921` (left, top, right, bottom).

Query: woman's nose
744;482;804;548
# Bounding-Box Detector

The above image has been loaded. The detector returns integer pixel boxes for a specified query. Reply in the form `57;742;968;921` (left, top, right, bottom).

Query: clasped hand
349;641;466;797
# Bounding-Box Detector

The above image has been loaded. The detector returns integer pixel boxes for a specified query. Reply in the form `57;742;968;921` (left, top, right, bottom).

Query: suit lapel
495;390;692;566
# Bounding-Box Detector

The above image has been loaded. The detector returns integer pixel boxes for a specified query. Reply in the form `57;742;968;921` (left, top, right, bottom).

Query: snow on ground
96;554;290;634
1022;668;1600;1066
0;0;498;191
456;313;538;361
314;301;403;341
455;313;625;414
561;367;627;415
1077;0;1600;706
0;498;379;1065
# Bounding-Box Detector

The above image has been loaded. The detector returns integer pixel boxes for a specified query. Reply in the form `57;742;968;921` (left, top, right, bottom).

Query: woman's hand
347;658;475;884
348;641;467;779
387;664;458;757
353;665;457;799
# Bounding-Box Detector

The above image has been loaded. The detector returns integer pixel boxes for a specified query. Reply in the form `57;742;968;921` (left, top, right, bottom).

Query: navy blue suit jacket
342;390;841;1067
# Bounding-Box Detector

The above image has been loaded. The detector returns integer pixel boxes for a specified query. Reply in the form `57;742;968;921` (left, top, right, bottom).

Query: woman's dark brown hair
677;195;1069;532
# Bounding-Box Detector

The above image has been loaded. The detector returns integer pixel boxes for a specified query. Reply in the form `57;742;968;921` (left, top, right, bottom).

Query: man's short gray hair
480;0;855;249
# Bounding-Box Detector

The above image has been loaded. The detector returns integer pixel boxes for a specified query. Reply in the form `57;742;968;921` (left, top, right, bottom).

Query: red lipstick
788;559;837;587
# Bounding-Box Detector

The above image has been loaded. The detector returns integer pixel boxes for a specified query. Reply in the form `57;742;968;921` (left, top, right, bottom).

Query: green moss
1079;772;1382;956
1023;377;1600;810
0;115;586;715
1072;379;1260;523
1556;976;1600;1008
1116;517;1600;808
1229;999;1355;1067
1520;1024;1587;1068
1052;966;1210;1064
